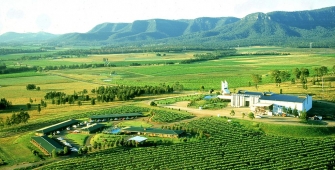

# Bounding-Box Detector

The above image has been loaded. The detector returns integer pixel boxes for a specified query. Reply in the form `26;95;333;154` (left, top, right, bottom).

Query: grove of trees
0;98;12;109
0;111;30;128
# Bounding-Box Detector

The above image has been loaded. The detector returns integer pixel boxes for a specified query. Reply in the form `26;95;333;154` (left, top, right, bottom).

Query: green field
0;46;335;169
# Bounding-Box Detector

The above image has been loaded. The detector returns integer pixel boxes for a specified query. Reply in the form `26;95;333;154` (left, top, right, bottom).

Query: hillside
0;32;58;43
1;6;335;46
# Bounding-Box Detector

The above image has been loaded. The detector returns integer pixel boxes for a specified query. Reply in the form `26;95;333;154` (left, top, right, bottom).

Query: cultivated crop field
41;117;335;170
0;46;335;169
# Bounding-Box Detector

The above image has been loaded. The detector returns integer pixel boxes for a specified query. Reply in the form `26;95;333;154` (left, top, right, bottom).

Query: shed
31;136;63;155
35;119;79;136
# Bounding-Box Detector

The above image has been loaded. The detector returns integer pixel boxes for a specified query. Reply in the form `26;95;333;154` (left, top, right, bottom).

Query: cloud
36;14;51;32
6;8;24;19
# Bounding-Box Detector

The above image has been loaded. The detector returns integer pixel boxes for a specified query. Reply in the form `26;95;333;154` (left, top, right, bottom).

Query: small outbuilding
31;136;63;156
35;119;80;136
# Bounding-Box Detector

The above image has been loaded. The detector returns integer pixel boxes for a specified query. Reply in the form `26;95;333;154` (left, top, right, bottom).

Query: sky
0;0;335;35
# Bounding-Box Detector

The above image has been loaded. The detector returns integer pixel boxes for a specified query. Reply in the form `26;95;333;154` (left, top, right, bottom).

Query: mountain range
1;6;335;47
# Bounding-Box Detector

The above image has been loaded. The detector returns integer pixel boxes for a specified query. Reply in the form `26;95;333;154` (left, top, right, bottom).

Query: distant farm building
31;136;63;155
89;113;143;122
122;127;184;138
35;119;80;136
81;123;105;134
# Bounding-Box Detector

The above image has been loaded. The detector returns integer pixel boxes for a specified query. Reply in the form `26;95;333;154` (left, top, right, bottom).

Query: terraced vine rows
41;117;335;169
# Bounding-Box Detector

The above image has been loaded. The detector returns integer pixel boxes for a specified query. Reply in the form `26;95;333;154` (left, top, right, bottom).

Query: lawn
65;133;89;146
117;120;153;128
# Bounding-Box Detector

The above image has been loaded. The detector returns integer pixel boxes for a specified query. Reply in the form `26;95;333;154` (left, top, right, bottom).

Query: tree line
0;111;30;128
180;49;237;64
55;45;233;56
0;48;45;55
43;83;177;106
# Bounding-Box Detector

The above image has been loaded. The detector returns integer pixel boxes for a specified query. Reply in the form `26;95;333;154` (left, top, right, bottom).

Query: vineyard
40;117;335;169
150;109;194;123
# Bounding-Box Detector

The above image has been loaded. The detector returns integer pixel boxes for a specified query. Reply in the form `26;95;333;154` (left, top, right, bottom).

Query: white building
217;80;312;115
231;90;312;115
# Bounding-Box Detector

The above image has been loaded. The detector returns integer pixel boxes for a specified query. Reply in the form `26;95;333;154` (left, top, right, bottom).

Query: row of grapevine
41;117;335;169
150;109;194;123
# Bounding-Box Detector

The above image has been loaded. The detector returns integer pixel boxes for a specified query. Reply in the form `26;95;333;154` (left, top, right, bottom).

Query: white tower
221;80;230;95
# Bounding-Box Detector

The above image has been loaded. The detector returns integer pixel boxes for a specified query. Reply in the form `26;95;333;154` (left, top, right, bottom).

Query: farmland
0;46;335;169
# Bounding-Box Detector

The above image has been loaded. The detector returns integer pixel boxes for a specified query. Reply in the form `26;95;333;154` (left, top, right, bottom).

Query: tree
36;86;41;91
200;85;205;92
300;76;308;90
64;146;69;155
19;111;30;123
251;74;262;89
319;66;328;77
82;89;88;94
314;66;328;81
26;103;31;110
230;109;235;117
279;71;291;83
91;98;96;105
52;149;57;158
43;102;47;108
300;68;309;78
299;109;307;121
293;108;299;118
287;107;293;116
26;84;36;90
248;112;255;119
0;98;12;109
37;104;41;114
293;68;301;79
150;101;157;106
77;100;82;107
270;70;281;86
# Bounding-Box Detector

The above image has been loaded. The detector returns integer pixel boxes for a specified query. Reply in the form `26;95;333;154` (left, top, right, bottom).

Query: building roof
260;93;306;103
90;113;143;119
81;123;105;132
122;126;184;135
237;90;263;96
31;136;63;154
236;90;307;103
36;119;79;134
128;136;147;142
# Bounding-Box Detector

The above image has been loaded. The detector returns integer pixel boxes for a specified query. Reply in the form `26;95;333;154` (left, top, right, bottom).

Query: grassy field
117;120;153;127
65;133;89;146
0;46;335;168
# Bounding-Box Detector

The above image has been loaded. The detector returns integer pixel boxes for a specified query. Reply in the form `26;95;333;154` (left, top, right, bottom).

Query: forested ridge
1;6;335;47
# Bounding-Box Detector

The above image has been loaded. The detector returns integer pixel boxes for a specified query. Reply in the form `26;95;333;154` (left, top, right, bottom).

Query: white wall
259;95;312;113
